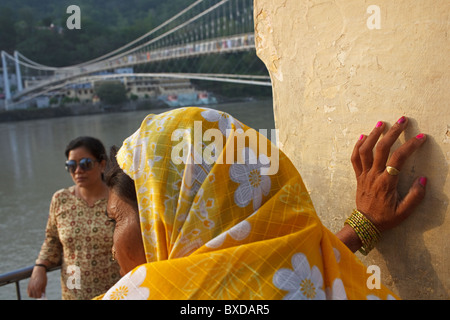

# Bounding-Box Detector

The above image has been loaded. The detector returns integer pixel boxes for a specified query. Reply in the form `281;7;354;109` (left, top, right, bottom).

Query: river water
0;99;275;299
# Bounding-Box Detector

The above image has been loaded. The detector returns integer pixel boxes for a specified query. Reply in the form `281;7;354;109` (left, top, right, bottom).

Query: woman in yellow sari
100;107;426;300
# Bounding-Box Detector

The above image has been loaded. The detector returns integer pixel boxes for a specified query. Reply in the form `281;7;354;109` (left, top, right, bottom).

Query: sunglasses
65;158;98;173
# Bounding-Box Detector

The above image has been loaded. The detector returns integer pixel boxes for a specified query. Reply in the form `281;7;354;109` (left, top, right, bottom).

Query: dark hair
65;136;107;162
104;145;138;211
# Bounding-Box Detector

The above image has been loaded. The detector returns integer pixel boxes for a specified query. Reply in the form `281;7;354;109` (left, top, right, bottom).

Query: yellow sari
101;107;396;300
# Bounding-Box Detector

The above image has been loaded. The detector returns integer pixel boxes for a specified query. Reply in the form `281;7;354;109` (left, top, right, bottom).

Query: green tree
0;6;17;52
94;81;127;105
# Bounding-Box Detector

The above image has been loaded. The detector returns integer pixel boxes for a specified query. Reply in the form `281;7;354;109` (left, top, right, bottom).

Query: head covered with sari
102;107;396;300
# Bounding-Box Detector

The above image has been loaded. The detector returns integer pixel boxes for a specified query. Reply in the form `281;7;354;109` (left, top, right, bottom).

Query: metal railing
0;265;61;300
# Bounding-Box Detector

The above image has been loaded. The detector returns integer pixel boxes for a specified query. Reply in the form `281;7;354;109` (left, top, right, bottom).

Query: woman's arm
27;193;63;298
27;261;50;298
336;224;363;253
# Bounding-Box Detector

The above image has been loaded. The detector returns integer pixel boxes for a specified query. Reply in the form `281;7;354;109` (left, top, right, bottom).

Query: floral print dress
38;186;120;299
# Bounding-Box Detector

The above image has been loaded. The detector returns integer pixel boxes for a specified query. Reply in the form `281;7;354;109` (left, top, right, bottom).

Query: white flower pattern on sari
229;147;271;211
273;252;326;300
104;266;149;300
325;278;347;300
201;109;243;137
205;219;252;249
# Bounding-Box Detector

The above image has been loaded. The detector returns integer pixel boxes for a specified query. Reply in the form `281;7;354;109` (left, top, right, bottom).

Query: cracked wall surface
254;0;449;299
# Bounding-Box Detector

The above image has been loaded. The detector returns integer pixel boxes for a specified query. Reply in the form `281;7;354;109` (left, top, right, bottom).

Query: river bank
0;95;263;123
0;99;166;123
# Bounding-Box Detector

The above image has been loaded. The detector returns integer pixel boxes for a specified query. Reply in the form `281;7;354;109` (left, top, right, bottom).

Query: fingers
385;132;427;174
358;121;385;172
27;283;41;298
372;116;409;172
351;120;385;177
395;176;427;223
352;116;426;178
351;134;365;177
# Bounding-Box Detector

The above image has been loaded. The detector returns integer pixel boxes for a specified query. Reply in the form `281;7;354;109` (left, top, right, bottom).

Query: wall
254;0;449;299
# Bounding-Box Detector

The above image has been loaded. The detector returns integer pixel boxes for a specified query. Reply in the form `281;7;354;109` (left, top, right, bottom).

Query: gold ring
386;166;400;176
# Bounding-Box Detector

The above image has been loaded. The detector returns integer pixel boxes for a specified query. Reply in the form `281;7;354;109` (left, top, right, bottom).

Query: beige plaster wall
254;0;449;299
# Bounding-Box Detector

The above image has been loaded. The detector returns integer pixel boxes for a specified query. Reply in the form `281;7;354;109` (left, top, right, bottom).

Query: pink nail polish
376;121;383;128
416;133;425;140
359;134;364;140
419;177;427;187
397;116;406;124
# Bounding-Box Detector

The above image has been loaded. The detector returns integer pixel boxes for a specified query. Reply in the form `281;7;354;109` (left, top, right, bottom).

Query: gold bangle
345;209;381;255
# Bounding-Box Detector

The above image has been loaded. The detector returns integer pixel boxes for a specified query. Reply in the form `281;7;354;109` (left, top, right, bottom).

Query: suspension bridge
1;0;271;110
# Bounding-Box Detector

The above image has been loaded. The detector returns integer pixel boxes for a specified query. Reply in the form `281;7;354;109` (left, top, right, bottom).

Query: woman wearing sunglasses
27;136;120;300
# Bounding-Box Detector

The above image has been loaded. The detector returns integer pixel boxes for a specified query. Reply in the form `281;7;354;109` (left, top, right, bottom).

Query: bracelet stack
345;209;381;255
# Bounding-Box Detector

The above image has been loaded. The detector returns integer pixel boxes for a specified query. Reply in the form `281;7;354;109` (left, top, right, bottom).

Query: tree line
0;0;195;66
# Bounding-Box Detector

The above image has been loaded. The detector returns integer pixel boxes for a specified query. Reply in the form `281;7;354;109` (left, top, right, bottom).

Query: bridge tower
1;51;11;110
14;51;23;93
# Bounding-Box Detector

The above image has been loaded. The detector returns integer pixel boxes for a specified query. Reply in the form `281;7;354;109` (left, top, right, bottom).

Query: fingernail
416;133;425;140
359;134;365;140
419;177;427;187
397;116;406;124
376;121;383;128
